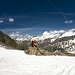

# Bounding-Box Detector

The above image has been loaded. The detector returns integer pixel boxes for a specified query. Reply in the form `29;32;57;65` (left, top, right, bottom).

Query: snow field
0;47;75;75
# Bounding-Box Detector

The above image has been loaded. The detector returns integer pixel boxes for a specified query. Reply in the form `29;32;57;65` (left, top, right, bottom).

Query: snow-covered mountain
9;29;75;53
60;29;75;38
0;46;75;75
9;32;33;41
9;29;75;42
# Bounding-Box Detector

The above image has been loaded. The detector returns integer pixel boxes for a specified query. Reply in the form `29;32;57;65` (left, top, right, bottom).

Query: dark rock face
0;30;18;49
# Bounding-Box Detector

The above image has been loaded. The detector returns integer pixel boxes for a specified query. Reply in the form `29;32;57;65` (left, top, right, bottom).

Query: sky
0;0;75;36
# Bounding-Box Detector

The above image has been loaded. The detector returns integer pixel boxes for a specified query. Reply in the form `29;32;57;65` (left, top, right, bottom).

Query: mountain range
1;29;75;54
9;29;75;41
9;29;75;54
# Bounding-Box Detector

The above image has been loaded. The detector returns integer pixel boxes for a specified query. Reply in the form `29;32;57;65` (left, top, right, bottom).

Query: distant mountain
0;30;18;49
9;29;75;42
38;35;75;53
9;29;75;53
9;30;65;41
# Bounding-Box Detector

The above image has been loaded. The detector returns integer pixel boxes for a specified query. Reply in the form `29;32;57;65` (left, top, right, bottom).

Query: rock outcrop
25;46;75;56
25;47;41;55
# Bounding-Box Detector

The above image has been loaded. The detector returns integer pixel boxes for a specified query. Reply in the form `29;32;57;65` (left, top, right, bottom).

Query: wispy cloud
2;28;33;32
64;20;73;24
0;20;3;23
40;12;75;16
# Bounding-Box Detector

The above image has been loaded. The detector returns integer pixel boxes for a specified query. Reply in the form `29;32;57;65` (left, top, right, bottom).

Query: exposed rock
25;46;75;56
25;46;57;56
25;46;52;56
0;30;18;49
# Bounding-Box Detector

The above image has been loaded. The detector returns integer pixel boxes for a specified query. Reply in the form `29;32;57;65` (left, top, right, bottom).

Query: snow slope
0;47;75;75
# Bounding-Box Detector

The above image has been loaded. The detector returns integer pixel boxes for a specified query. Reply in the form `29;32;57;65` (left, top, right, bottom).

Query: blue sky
0;0;75;36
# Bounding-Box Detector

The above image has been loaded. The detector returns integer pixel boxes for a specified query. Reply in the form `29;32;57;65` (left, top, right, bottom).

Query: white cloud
49;30;65;34
9;31;22;38
31;30;65;41
64;20;73;24
42;30;65;39
9;18;14;22
0;20;3;23
43;31;50;36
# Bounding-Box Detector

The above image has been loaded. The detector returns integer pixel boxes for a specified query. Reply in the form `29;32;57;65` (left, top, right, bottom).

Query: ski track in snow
0;47;75;75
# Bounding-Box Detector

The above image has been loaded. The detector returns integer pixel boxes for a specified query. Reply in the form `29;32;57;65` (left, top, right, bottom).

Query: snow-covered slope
0;46;75;75
60;29;75;38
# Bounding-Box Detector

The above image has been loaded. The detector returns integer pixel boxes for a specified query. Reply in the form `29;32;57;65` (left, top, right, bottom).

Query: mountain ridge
9;29;75;42
0;30;18;49
9;29;75;54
